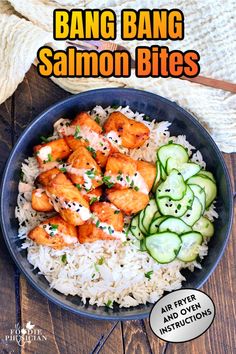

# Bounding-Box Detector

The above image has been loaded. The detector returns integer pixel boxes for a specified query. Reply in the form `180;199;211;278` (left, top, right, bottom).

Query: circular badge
149;289;215;343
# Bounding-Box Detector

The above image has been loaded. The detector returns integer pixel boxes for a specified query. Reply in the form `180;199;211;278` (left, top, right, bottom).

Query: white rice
16;105;218;308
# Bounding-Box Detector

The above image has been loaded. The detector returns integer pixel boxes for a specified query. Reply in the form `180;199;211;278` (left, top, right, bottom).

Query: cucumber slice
130;215;143;240
157;143;188;170
160;164;167;180
156;170;186;201
187;175;217;208
177;232;202;262
140;238;147;251
166;158;201;181
193;216;214;238
153;210;161;219
145;232;181;263
138;210;147;235
149;216;167;234
198;170;216;183
152;161;161;192
157;186;194;217
142;199;158;232
181;197;202;226
189;184;206;212
159;217;192;234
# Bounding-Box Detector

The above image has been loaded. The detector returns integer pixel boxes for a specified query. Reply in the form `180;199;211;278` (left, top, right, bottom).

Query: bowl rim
0;88;234;321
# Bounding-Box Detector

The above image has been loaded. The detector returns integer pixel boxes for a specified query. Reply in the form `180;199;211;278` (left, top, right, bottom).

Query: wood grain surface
0;66;235;354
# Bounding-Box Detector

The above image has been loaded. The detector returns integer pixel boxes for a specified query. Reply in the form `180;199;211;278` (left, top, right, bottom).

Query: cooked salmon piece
66;146;102;189
34;138;71;169
105;153;137;189
81;187;103;203
64;112;102;151
72;112;102;134
37;168;60;187
78;202;124;243
32;189;54;212
104;112;150;148
28;215;78;249
136;160;156;192
106;188;149;215
46;173;91;226
95;142;118;168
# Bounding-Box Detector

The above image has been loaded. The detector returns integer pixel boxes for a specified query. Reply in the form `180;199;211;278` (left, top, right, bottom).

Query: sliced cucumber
149;216;167;234
177;232;202;262
181;197;202;226
193;216;214;238
198;170;216;183
157;143;189;170
156;170;186;201
152;161;161;192
187;175;217;208
138;210;147;235
157;186;194;217
142;199;158;232
140;238;147;251
159;217;192;234
130;215;143;240
166;159;201;181
153;210;161;219
145;232;181;264
189;184;206;212
160;164;167;180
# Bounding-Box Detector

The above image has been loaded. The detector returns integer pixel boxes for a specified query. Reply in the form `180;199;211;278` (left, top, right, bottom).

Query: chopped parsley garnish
145;270;153;280
47;154;53;162
99;142;104;146
86;146;96;158
97;257;105;265
76;184;82;191
40;136;49;143
130;180;134;188
86;169;95;179
61;254;67;264
117;174;122;181
105;300;113;308
95;116;100;124
74;125;81;139
108;226;113;235
111;105;119;109
95;220;100;227
50;224;58;231
126;176;130;182
114;210;120;214
92;273;95;278
102;176;114;188
134;186;139;191
168;140;173;144
60;167;67;173
89;197;98;205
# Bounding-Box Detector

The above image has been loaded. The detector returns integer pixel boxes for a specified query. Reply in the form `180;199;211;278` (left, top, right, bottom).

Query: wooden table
0;67;235;354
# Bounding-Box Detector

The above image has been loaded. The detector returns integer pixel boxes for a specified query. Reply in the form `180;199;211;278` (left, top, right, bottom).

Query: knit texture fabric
0;0;235;152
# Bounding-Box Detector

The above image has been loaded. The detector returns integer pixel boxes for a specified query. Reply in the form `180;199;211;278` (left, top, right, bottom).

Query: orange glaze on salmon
81;187;102;203
28;215;78;249
34;138;70;170
106;188;149;215
37;168;60;187
105;153;155;193
46;173;91;226
104;112;150;148
32;189;54;212
66;146;102;189
64;112;102;151
78;202;124;243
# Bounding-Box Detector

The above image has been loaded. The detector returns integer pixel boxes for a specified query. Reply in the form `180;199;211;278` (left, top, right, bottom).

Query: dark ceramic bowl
0;88;233;320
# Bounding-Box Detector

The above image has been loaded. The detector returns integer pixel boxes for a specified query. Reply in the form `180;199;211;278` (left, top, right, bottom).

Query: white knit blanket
0;0;235;152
